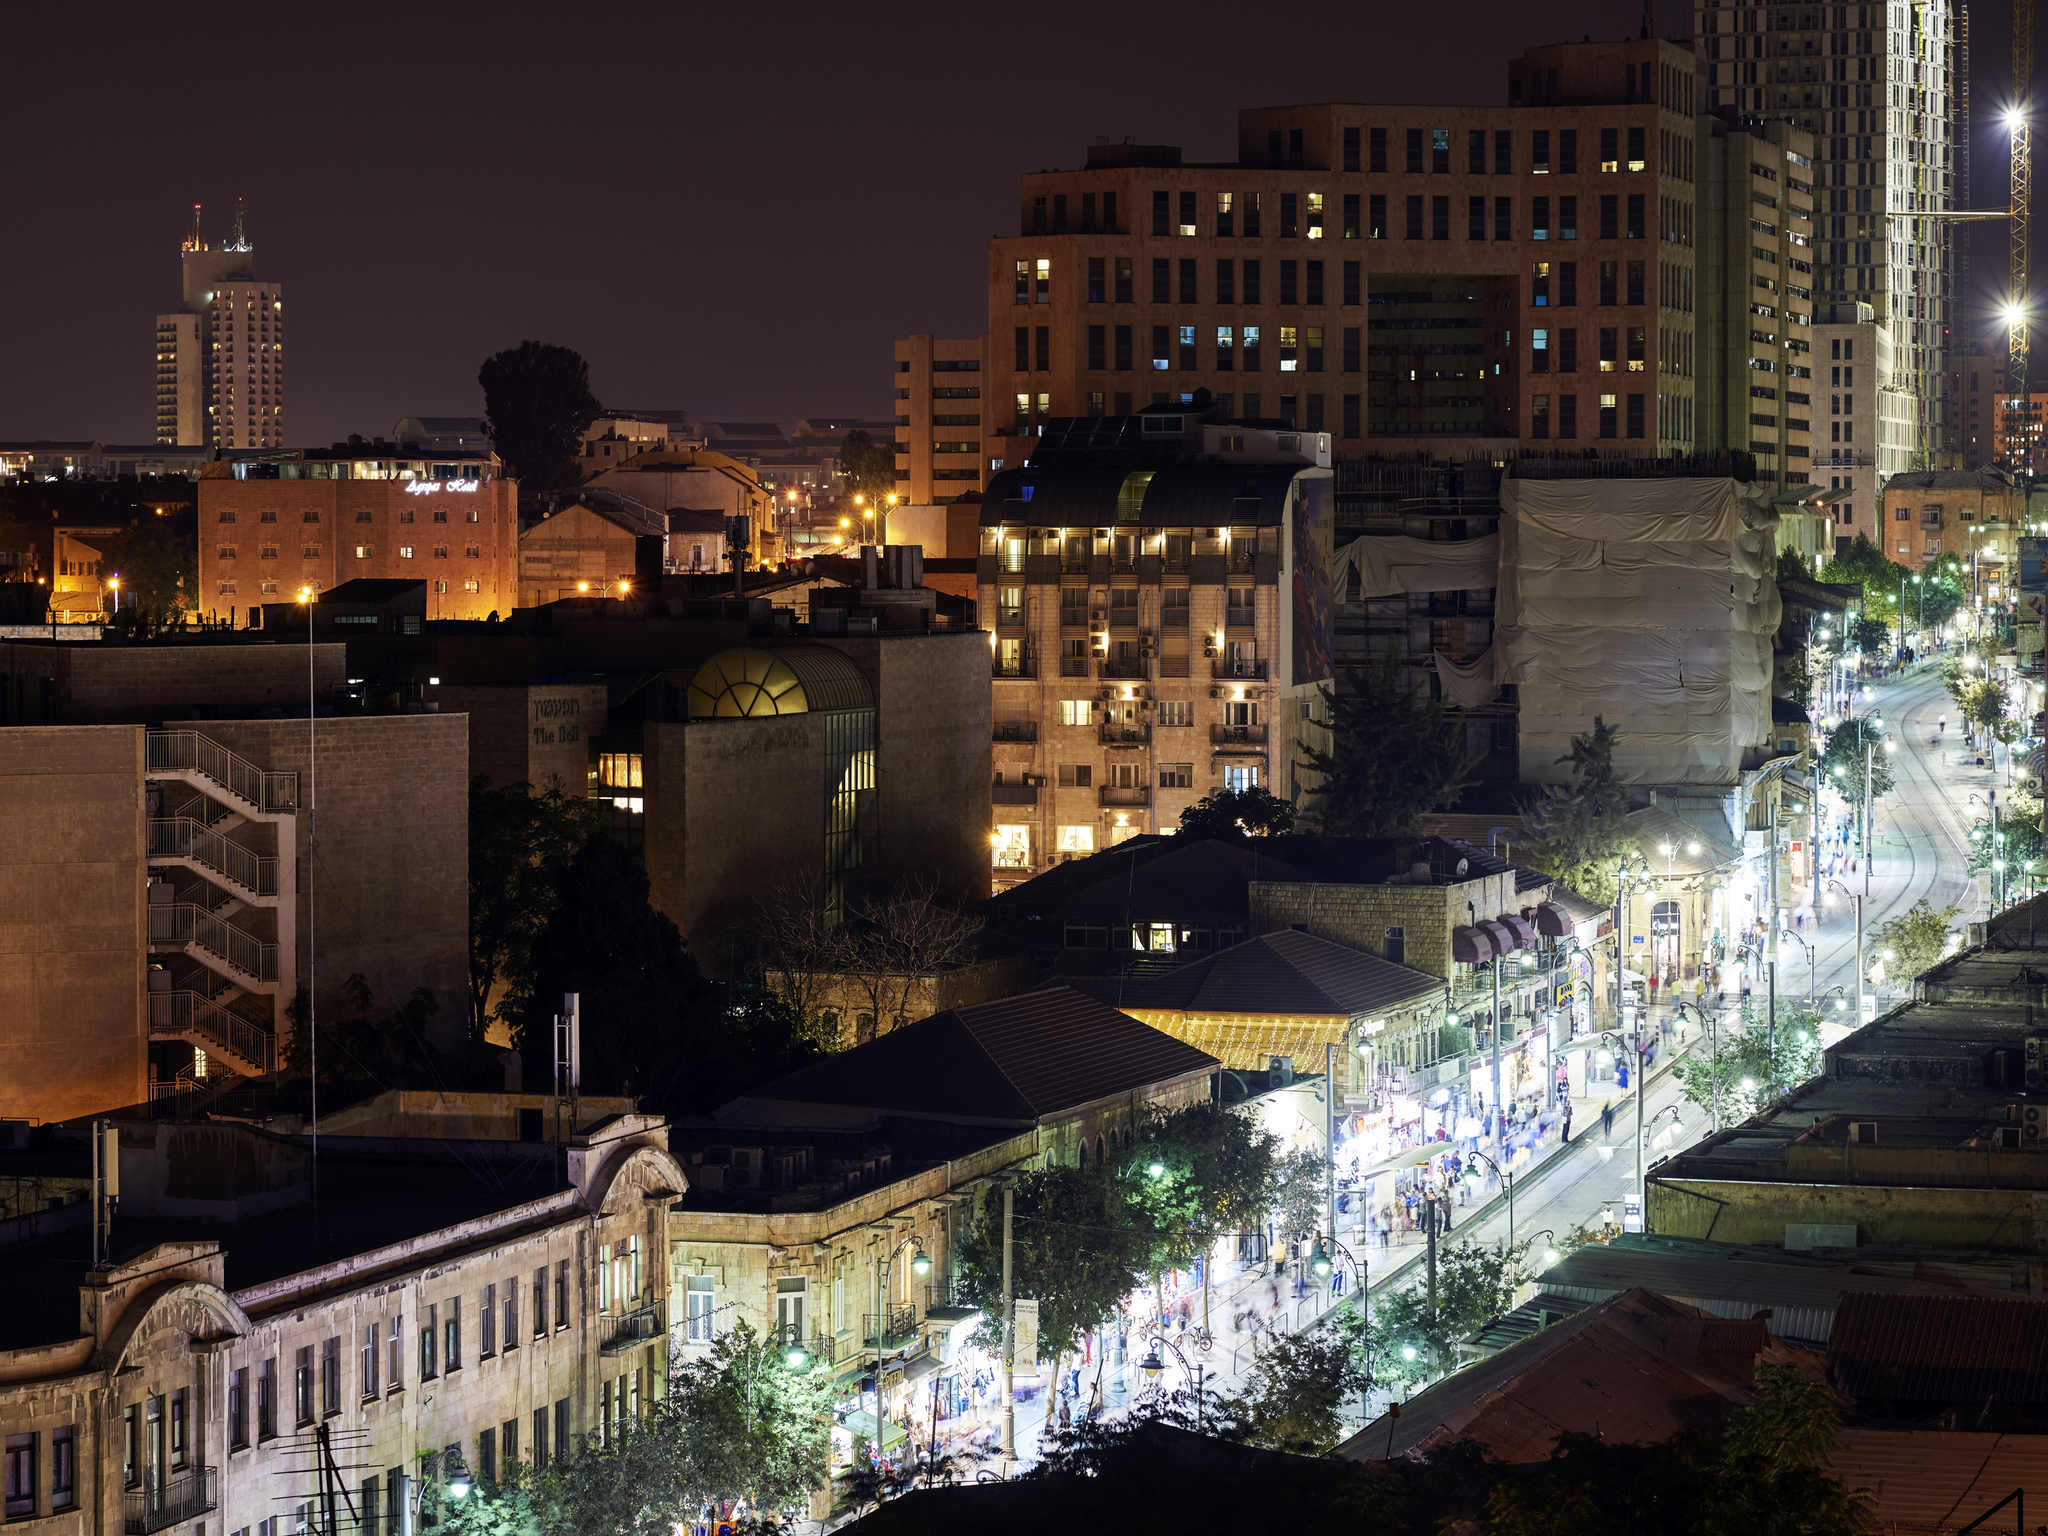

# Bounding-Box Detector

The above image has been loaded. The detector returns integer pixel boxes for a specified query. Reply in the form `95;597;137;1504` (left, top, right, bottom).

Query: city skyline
13;0;2024;451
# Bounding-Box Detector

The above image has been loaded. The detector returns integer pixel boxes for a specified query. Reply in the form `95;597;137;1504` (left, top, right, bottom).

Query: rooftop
1068;928;1443;1019
717;986;1218;1129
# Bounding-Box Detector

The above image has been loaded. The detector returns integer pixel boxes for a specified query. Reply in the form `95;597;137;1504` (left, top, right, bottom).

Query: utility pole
1489;960;1504;1158
999;1183;1016;1462
1324;1041;1338;1261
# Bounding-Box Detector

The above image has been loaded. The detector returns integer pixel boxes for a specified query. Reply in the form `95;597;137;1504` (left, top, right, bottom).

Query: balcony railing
1098;657;1150;680
1099;786;1150;808
993;721;1038;743
148;990;274;1072
600;1301;664;1355
146;731;297;813
1059;656;1091;677
1210;724;1269;749
126;1468;218;1536
1212;658;1268;680
1100;725;1151;747
991;784;1039;806
863;1304;920;1350
992;658;1036;679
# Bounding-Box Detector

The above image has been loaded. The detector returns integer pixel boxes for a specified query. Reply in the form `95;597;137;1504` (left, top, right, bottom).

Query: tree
479;341;602;495
1125;1100;1281;1269
837;430;896;507
1271;1147;1330;1250
282;974;462;1086
954;1164;1148;1362
1178;786;1297;838
509;835;708;1094
1518;718;1636;904
1219;1308;1373;1454
1849;613;1891;655
1871;897;1962;989
1818;535;1907;629
468;779;593;1042
100;515;191;637
1968;787;2042;876
753;878;846;1038
1960;675;2011;737
667;1322;835;1519
1818;717;1894;809
1366;1239;1526;1386
1775;546;1811;584
1674;1001;1826;1123
834;879;984;1040
1300;659;1476;837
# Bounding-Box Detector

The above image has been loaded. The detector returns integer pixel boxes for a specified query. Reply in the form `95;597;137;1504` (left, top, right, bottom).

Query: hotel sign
404;480;480;495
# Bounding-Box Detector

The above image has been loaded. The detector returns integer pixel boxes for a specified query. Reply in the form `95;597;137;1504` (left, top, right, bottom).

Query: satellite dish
1455;857;1470;877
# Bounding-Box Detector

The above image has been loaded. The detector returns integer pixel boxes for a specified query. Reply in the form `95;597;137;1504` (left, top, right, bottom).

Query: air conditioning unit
1209;686;1221;698
1847;1120;1878;1144
2025;1102;2046;1144
1090;608;1106;622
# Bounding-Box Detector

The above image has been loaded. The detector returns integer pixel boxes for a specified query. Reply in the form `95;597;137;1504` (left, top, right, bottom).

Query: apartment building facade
892;335;988;505
1811;307;1913;542
978;412;1332;882
197;449;517;624
1696;0;1956;462
153;207;283;452
1697;113;1818;488
0;1113;682;1536
981;40;1814;488
1879;468;2021;581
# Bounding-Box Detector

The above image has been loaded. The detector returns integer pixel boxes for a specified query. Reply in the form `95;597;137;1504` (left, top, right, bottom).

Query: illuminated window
399;546;414;559
354;546;371;559
992;825;1032;869
1056;825;1096;856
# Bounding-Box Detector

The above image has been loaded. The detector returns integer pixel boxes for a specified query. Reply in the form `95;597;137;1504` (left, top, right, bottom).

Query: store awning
838;1411;909;1449
1452;925;1496;963
1534;902;1573;936
1501;914;1538;949
1478;919;1518;955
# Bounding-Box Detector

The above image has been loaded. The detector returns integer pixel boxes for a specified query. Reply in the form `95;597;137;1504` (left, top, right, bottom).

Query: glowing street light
2006;105;2028;133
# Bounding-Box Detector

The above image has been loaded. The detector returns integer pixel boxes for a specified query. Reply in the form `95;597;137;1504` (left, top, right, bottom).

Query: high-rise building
892;333;988;504
1696;0;1956;465
153;201;285;451
1811;305;1915;541
981;39;1813;484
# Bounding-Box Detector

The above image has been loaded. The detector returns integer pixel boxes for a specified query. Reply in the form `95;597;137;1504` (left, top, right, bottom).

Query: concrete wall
0;726;147;1121
518;504;640;609
0;641;348;725
201;714;468;1031
1650;1174;2048;1253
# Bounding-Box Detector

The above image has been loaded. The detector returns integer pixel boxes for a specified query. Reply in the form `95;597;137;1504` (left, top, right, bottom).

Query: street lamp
296;584;319;1196
396;1452;472;1536
1459;1148;1515;1251
106;574;120;616
1601;1027;1649;1225
1138;1333;1208;1430
869;1229;932;1451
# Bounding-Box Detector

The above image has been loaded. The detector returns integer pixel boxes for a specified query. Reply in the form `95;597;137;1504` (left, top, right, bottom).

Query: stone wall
432;683;608;795
0;641;347;725
200;713;468;1034
1250;867;1528;981
0;725;147;1122
1650;1174;2048;1253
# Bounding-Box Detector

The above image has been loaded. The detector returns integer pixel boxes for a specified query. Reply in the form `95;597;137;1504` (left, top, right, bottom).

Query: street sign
1622;1196;1643;1234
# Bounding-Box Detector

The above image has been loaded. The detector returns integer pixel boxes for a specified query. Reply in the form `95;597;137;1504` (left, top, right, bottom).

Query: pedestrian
1602;1101;1614;1136
1562;1104;1574;1141
1058;1396;1072;1432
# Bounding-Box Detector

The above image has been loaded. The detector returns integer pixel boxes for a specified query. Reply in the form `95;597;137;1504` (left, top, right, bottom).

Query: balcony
1098;657;1150;681
1210;724;1269;750
1099;786;1151;808
992;783;1039;806
863;1304;921;1351
997;607;1024;628
126;1468;217;1536
1100;725;1151;747
993;721;1038;743
1060;656;1091;677
600;1301;664;1355
992;657;1036;679
1225;608;1256;631
1212;658;1268;681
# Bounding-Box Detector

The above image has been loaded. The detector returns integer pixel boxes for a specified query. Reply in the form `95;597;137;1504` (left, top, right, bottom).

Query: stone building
979;408;1334;882
1879;469;2022;594
0;641;467;1122
0;1107;683;1536
893;334;989;506
197;447;518;624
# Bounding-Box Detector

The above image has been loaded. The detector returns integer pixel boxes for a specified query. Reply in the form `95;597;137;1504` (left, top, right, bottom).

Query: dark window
1532;196;1549;240
1088;326;1106;370
1494;128;1512;174
1601;126;1619;170
1342;326;1361;371
1627;393;1645;438
1216;260;1234;304
1243;192;1260;236
1013;327;1027;371
1467;129;1486;174
1599;260;1618;306
1151;190;1169;236
1560;394;1578;437
1626;194;1645;238
1114;257;1133;304
1114;326;1133;370
1532;129;1550;173
1559;261;1577;305
1342;192;1359;239
1627;125;1646;169
1151;325;1170;371
1280;261;1297;304
1244;259;1262;303
1384;926;1406;965
1430;127;1449;173
1559;128;1577;173
1280;193;1298;238
1179;189;1197;233
1369;127;1387;172
1087;256;1105;303
49;1429;73;1513
1343;126;1360;171
1052;193;1067;232
6;1435;35;1520
1405;196;1423;239
1342;393;1361;438
1305;260;1323;305
1494;196;1512;240
1468;196;1485;240
1560;195;1577;239
1152;257;1170;303
1405;127;1423;172
1342;261;1360;305
1369;194;1386;239
1627;260;1645;305
1559;328;1578;372
1306;393;1325;431
1600;195;1619;240
1179;257;1197;303
1600;395;1619;438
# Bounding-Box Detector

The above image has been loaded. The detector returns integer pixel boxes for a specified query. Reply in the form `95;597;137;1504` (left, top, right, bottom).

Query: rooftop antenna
184;202;204;253
229;195;249;251
1639;0;1653;37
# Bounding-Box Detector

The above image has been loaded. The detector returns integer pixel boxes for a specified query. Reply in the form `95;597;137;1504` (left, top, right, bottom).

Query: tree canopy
1300;659;1475;837
1366;1239;1526;1385
1818;717;1894;808
1518;718;1636;904
479;341;602;495
837;430;897;507
1673;1000;1826;1124
1871;897;1962;988
100;515;191;637
468;778;594;1041
1177;786;1297;839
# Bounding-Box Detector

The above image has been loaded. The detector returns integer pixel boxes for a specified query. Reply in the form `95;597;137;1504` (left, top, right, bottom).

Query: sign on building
1011;1297;1040;1375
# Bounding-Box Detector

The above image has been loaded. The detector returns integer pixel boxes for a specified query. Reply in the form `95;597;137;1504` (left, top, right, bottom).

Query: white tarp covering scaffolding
1327;478;1780;787
1496;477;1779;787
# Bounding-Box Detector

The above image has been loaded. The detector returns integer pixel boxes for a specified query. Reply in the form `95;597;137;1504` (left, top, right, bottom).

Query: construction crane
2005;0;2034;464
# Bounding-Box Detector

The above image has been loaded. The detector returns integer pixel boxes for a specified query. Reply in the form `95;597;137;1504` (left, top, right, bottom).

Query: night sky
3;0;2031;447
